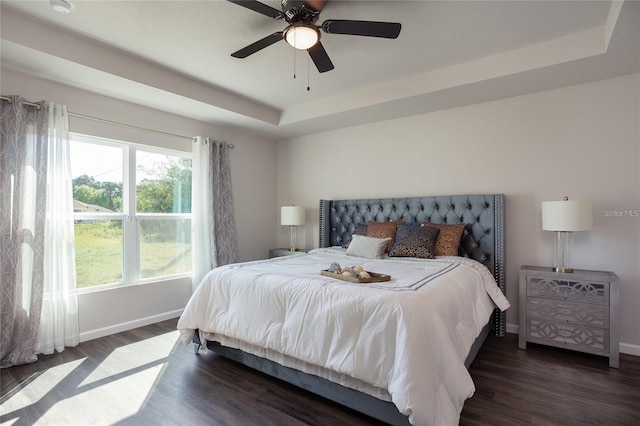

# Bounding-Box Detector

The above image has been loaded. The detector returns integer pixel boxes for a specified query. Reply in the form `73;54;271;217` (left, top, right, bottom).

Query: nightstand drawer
527;276;609;305
527;297;608;328
528;319;609;354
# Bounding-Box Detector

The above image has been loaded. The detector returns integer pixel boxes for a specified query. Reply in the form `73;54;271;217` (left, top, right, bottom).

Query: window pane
74;220;123;287
136;151;192;213
70;140;123;213
139;218;191;279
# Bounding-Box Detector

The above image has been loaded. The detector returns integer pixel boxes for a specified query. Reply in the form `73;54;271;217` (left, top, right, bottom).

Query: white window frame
70;133;192;293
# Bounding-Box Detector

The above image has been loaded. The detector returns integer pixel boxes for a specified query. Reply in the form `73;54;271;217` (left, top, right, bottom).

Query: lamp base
552;231;574;274
288;225;297;252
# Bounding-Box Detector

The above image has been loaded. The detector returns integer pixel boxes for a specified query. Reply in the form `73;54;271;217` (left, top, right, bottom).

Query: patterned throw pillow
367;220;403;253
342;223;368;248
422;222;466;257
389;224;440;259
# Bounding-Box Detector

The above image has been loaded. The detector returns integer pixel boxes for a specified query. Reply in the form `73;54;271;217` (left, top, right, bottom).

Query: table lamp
281;206;305;252
541;197;593;273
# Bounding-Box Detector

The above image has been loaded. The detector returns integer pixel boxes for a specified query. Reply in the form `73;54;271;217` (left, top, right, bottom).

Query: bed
178;193;509;425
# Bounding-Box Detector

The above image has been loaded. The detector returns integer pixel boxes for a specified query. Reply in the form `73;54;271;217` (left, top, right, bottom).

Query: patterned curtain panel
0;96;49;367
191;138;238;291
0;96;79;368
210;140;239;266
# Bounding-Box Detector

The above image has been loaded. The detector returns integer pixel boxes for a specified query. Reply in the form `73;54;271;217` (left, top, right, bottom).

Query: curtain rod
0;95;234;148
1;95;41;109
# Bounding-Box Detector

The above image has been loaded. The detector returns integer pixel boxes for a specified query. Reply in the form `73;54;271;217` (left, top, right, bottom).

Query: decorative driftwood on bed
195;193;506;425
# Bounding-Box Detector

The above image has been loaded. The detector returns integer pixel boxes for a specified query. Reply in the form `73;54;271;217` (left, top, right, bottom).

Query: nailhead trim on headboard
319;194;506;336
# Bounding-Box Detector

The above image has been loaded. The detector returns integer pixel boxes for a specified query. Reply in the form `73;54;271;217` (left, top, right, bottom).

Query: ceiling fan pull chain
307;55;310;91
293;44;296;79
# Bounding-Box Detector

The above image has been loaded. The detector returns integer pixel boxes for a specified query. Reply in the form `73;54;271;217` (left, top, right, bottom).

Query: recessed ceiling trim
280;25;609;126
1;1;637;140
605;0;625;49
0;8;281;126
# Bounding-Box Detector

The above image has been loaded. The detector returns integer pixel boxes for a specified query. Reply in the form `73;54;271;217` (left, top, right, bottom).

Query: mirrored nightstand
518;265;619;368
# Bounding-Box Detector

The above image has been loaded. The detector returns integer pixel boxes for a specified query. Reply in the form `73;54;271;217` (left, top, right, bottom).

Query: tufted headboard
319;194;506;336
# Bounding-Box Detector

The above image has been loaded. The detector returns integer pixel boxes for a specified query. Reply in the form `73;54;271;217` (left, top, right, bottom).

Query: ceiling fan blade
227;0;285;19
231;32;284;58
307;41;334;73
321;19;401;39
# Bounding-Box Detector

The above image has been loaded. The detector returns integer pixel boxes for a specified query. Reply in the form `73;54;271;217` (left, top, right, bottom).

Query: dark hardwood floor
1;319;638;425
461;335;639;425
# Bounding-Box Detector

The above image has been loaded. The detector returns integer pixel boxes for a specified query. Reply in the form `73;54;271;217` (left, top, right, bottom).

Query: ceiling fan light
285;25;319;50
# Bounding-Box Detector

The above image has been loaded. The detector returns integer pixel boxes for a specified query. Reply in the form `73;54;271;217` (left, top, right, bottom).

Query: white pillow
346;235;391;259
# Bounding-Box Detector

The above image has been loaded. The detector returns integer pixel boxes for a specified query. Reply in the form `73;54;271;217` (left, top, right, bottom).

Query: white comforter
177;248;510;425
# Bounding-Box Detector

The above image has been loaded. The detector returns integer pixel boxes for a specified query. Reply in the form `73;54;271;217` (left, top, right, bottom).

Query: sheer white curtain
191;137;238;291
191;137;213;289
37;102;79;354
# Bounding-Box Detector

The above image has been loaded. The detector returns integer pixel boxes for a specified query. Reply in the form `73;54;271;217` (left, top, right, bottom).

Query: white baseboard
79;309;183;343
620;342;640;357
506;322;519;335
505;322;639;357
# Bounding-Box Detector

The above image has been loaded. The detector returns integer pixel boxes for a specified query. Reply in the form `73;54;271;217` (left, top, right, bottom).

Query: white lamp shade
542;199;593;231
281;206;305;226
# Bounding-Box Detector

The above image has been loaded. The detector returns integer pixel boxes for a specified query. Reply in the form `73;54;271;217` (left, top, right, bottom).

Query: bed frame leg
193;342;200;355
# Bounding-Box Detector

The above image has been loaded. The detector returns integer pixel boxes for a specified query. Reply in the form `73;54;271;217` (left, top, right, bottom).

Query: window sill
76;274;191;294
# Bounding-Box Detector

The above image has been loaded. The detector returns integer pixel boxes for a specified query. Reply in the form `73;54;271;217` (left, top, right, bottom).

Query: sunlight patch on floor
40;364;165;425
79;330;179;387
1;330;181;425
0;358;86;419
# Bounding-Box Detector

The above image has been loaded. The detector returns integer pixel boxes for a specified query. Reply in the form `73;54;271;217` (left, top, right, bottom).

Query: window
70;134;192;289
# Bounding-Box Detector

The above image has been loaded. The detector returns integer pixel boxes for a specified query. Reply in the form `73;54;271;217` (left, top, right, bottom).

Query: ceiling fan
227;0;402;73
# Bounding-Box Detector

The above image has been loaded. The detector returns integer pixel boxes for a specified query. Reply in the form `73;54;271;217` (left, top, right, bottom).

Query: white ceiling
1;0;639;139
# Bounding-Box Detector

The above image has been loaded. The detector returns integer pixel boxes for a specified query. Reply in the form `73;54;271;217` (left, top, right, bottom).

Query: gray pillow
346;235;391;259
